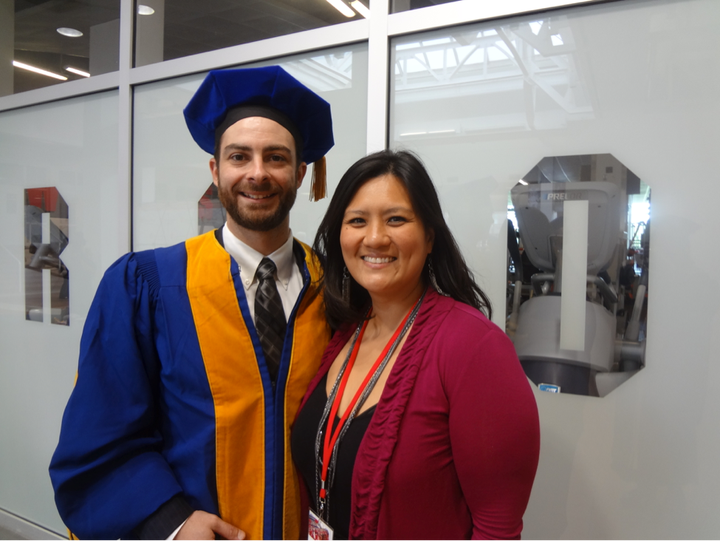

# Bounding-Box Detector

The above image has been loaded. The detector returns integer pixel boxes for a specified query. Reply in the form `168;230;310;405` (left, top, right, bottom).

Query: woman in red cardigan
291;150;540;539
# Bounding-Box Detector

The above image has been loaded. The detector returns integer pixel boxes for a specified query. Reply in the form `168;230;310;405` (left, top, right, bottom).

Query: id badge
308;509;334;540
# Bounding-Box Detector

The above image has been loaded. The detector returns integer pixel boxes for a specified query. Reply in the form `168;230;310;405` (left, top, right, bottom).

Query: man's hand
175;510;246;540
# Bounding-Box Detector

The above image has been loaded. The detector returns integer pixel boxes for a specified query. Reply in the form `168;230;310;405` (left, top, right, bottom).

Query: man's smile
241;191;276;200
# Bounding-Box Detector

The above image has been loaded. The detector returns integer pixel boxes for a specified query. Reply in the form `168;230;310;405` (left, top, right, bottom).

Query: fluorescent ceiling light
13;61;68;80
57;27;83;37
137;5;155;15
65;66;90;77
326;0;354;18
400;129;456;137
350;0;370;18
518;179;529;185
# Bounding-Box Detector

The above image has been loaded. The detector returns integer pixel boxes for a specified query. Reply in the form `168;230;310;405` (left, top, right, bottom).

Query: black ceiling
10;0;453;95
12;0;358;94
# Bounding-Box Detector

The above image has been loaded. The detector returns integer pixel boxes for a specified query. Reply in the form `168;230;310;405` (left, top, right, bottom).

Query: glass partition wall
2;0;720;538
389;2;720;537
0;90;120;535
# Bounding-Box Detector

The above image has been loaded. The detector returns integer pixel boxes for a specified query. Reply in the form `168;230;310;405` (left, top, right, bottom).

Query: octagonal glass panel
506;154;649;397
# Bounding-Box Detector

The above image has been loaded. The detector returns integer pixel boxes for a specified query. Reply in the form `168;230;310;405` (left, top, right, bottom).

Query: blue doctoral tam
183;66;334;164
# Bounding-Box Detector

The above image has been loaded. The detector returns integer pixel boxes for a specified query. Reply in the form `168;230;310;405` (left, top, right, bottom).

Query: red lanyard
319;305;415;500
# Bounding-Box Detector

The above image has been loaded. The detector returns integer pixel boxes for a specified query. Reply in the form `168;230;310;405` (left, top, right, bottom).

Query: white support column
560;199;589;351
90;19;121;75
41;212;51;324
135;0;165;67
366;0;389;154
0;0;13;97
118;0;134;254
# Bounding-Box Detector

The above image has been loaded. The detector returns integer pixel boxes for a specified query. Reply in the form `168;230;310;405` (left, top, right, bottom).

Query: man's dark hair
313;149;492;329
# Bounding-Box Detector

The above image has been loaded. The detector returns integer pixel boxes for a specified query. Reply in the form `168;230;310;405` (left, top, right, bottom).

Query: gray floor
0;524;28;540
0;516;62;540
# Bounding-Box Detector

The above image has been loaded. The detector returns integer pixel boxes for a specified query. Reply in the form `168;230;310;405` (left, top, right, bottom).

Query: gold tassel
310;156;327;201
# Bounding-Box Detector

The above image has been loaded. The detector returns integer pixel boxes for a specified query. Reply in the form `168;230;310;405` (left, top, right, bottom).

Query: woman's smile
361;255;396;264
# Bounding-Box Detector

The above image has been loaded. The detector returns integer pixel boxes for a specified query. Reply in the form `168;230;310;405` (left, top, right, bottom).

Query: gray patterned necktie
254;258;286;383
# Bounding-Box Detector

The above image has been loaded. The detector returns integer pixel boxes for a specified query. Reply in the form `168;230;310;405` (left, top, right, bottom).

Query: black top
291;372;376;540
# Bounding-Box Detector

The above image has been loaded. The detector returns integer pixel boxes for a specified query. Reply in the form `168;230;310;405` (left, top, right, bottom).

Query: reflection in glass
5;0;120;96
134;0;369;67
198;184;225;235
392;16;591;143
506;154;649;397
24;187;70;326
390;20;650;398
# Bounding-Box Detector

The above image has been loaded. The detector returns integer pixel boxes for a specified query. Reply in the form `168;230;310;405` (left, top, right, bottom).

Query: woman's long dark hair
313;149;492;329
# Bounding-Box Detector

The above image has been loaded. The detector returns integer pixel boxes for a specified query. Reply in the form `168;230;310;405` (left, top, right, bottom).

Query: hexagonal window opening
506;154;649;397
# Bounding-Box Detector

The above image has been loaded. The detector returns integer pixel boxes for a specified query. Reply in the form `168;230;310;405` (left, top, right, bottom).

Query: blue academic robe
49;230;330;539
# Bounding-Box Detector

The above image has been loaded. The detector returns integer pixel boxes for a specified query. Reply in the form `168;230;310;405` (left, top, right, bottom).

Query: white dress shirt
222;225;304;323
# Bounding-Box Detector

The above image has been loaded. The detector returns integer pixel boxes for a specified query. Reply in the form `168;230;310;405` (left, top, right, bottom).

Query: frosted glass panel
0;91;120;534
390;0;720;537
133;43;369;251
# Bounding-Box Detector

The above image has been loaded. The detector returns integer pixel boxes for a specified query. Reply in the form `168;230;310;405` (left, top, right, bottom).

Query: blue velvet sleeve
49;253;186;540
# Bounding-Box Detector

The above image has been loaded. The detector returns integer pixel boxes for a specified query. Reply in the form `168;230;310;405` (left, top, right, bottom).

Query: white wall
390;0;720;537
0;91;120;535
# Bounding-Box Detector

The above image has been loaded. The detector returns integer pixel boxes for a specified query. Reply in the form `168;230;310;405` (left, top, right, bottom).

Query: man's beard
217;177;298;232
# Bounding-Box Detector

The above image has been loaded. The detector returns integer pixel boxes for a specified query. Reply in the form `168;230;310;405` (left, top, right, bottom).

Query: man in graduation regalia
49;66;334;540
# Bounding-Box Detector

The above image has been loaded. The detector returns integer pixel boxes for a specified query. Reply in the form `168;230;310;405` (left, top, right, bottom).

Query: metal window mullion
0;72;120;113
387;0;605;37
118;0;134;255
367;0;390;154
127;21;369;87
